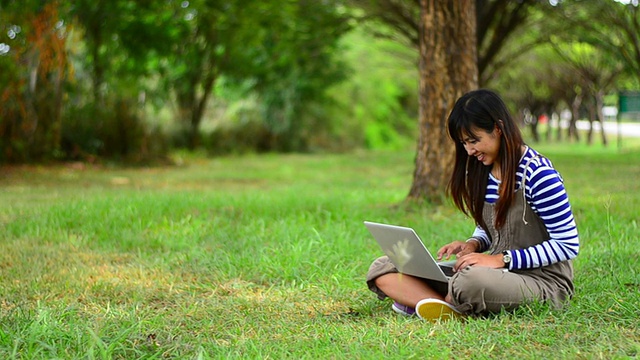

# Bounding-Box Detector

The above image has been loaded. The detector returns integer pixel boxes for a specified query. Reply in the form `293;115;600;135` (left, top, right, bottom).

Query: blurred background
1;0;639;164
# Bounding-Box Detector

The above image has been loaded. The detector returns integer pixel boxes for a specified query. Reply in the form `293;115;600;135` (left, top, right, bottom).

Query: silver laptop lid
364;221;451;283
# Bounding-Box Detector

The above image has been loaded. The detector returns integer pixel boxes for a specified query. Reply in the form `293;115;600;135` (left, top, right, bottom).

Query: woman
366;89;579;320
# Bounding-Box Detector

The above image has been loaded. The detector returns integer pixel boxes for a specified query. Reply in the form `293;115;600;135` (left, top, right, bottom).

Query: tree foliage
247;1;351;151
554;0;640;85
0;0;350;162
348;0;548;86
0;1;69;162
1;0;637;167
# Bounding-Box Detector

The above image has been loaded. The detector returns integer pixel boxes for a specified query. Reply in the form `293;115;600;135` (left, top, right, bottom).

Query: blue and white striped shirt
470;146;580;270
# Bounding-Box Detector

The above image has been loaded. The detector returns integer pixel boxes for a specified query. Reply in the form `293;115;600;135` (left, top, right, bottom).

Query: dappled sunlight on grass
1;148;639;358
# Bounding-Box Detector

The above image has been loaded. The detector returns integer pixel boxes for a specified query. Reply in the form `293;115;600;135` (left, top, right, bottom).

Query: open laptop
364;221;455;283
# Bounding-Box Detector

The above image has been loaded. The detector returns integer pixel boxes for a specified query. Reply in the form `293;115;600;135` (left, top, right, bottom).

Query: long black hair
446;89;525;231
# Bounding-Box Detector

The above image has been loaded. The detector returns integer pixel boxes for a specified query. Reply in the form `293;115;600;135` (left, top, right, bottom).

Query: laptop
364;221;455;283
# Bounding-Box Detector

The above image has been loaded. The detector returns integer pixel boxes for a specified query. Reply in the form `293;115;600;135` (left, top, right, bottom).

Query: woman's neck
492;145;526;180
491;164;501;180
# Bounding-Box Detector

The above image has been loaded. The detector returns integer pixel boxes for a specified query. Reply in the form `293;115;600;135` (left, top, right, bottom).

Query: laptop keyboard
439;265;455;277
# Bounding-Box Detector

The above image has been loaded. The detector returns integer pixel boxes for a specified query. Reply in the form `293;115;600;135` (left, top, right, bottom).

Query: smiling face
461;126;502;167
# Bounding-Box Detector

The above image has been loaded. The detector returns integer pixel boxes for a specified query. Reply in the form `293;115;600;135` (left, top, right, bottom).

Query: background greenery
1;137;639;358
1;0;639;163
1;2;639;357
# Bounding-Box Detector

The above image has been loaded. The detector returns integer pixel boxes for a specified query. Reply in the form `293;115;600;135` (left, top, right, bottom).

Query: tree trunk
595;89;608;147
587;101;595;145
408;0;478;203
88;22;104;106
189;72;217;150
545;112;553;142
175;68;215;151
529;116;540;143
569;93;581;142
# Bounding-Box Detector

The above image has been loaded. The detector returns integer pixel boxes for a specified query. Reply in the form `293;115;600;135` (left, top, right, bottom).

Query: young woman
366;89;579;320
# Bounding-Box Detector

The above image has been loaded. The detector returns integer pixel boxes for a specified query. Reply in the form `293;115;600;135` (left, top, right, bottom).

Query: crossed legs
374;272;451;307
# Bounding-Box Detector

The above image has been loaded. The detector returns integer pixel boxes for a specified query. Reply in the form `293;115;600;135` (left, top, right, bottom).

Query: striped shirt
470;146;580;270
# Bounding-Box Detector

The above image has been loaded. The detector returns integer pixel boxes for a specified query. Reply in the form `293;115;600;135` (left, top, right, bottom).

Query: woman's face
460;126;502;166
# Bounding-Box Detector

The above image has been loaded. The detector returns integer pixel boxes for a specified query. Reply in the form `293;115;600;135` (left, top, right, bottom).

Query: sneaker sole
416;299;461;321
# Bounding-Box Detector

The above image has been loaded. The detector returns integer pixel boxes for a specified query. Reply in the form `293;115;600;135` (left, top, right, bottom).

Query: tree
246;0;350;152
554;0;640;85
0;1;69;162
350;0;543;202
544;59;584;143
476;0;552;86
408;0;478;203
2;0;351;161
161;0;349;151
161;0;252;150
70;0;122;105
539;1;636;146
62;0;176;160
550;41;625;146
491;43;585;144
349;0;543;86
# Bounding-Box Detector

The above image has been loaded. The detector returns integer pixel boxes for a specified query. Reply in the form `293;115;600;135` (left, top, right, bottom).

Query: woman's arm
506;164;580;270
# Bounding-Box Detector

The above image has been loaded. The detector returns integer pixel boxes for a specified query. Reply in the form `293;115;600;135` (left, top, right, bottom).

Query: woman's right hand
437;240;479;260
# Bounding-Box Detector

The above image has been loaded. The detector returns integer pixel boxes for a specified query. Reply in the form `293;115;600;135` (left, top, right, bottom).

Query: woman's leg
375;273;446;308
449;266;546;314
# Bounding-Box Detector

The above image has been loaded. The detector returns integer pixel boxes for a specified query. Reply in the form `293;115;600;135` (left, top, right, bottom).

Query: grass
1;137;639;359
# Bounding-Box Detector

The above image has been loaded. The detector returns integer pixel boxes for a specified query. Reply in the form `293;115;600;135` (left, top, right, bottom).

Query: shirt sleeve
470;225;491;253
507;163;580;270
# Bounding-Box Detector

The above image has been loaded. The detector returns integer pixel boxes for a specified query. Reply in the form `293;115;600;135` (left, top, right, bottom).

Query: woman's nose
465;144;475;156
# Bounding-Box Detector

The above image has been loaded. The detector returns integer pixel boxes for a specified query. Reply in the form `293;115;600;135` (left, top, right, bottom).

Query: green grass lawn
1;139;639;359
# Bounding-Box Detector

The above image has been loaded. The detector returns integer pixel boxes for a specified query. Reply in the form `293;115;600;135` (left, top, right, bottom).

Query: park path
575;120;640;137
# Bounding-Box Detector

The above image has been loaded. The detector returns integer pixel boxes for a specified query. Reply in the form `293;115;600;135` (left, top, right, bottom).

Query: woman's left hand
453;253;504;272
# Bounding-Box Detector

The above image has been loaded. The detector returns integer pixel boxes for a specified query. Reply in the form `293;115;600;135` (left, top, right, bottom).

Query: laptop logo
386;238;413;273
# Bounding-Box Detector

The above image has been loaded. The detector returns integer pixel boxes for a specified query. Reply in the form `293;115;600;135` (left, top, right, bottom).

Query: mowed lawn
1;140;639;359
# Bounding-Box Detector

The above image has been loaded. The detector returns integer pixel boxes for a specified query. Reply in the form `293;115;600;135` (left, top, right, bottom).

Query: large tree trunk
408;0;478;203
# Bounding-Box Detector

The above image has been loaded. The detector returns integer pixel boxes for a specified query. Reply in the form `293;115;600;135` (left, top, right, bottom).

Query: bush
204;119;272;156
61;98;170;164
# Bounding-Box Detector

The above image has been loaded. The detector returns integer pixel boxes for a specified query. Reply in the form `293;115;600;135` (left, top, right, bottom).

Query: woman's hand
453;253;504;272
437;240;479;260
